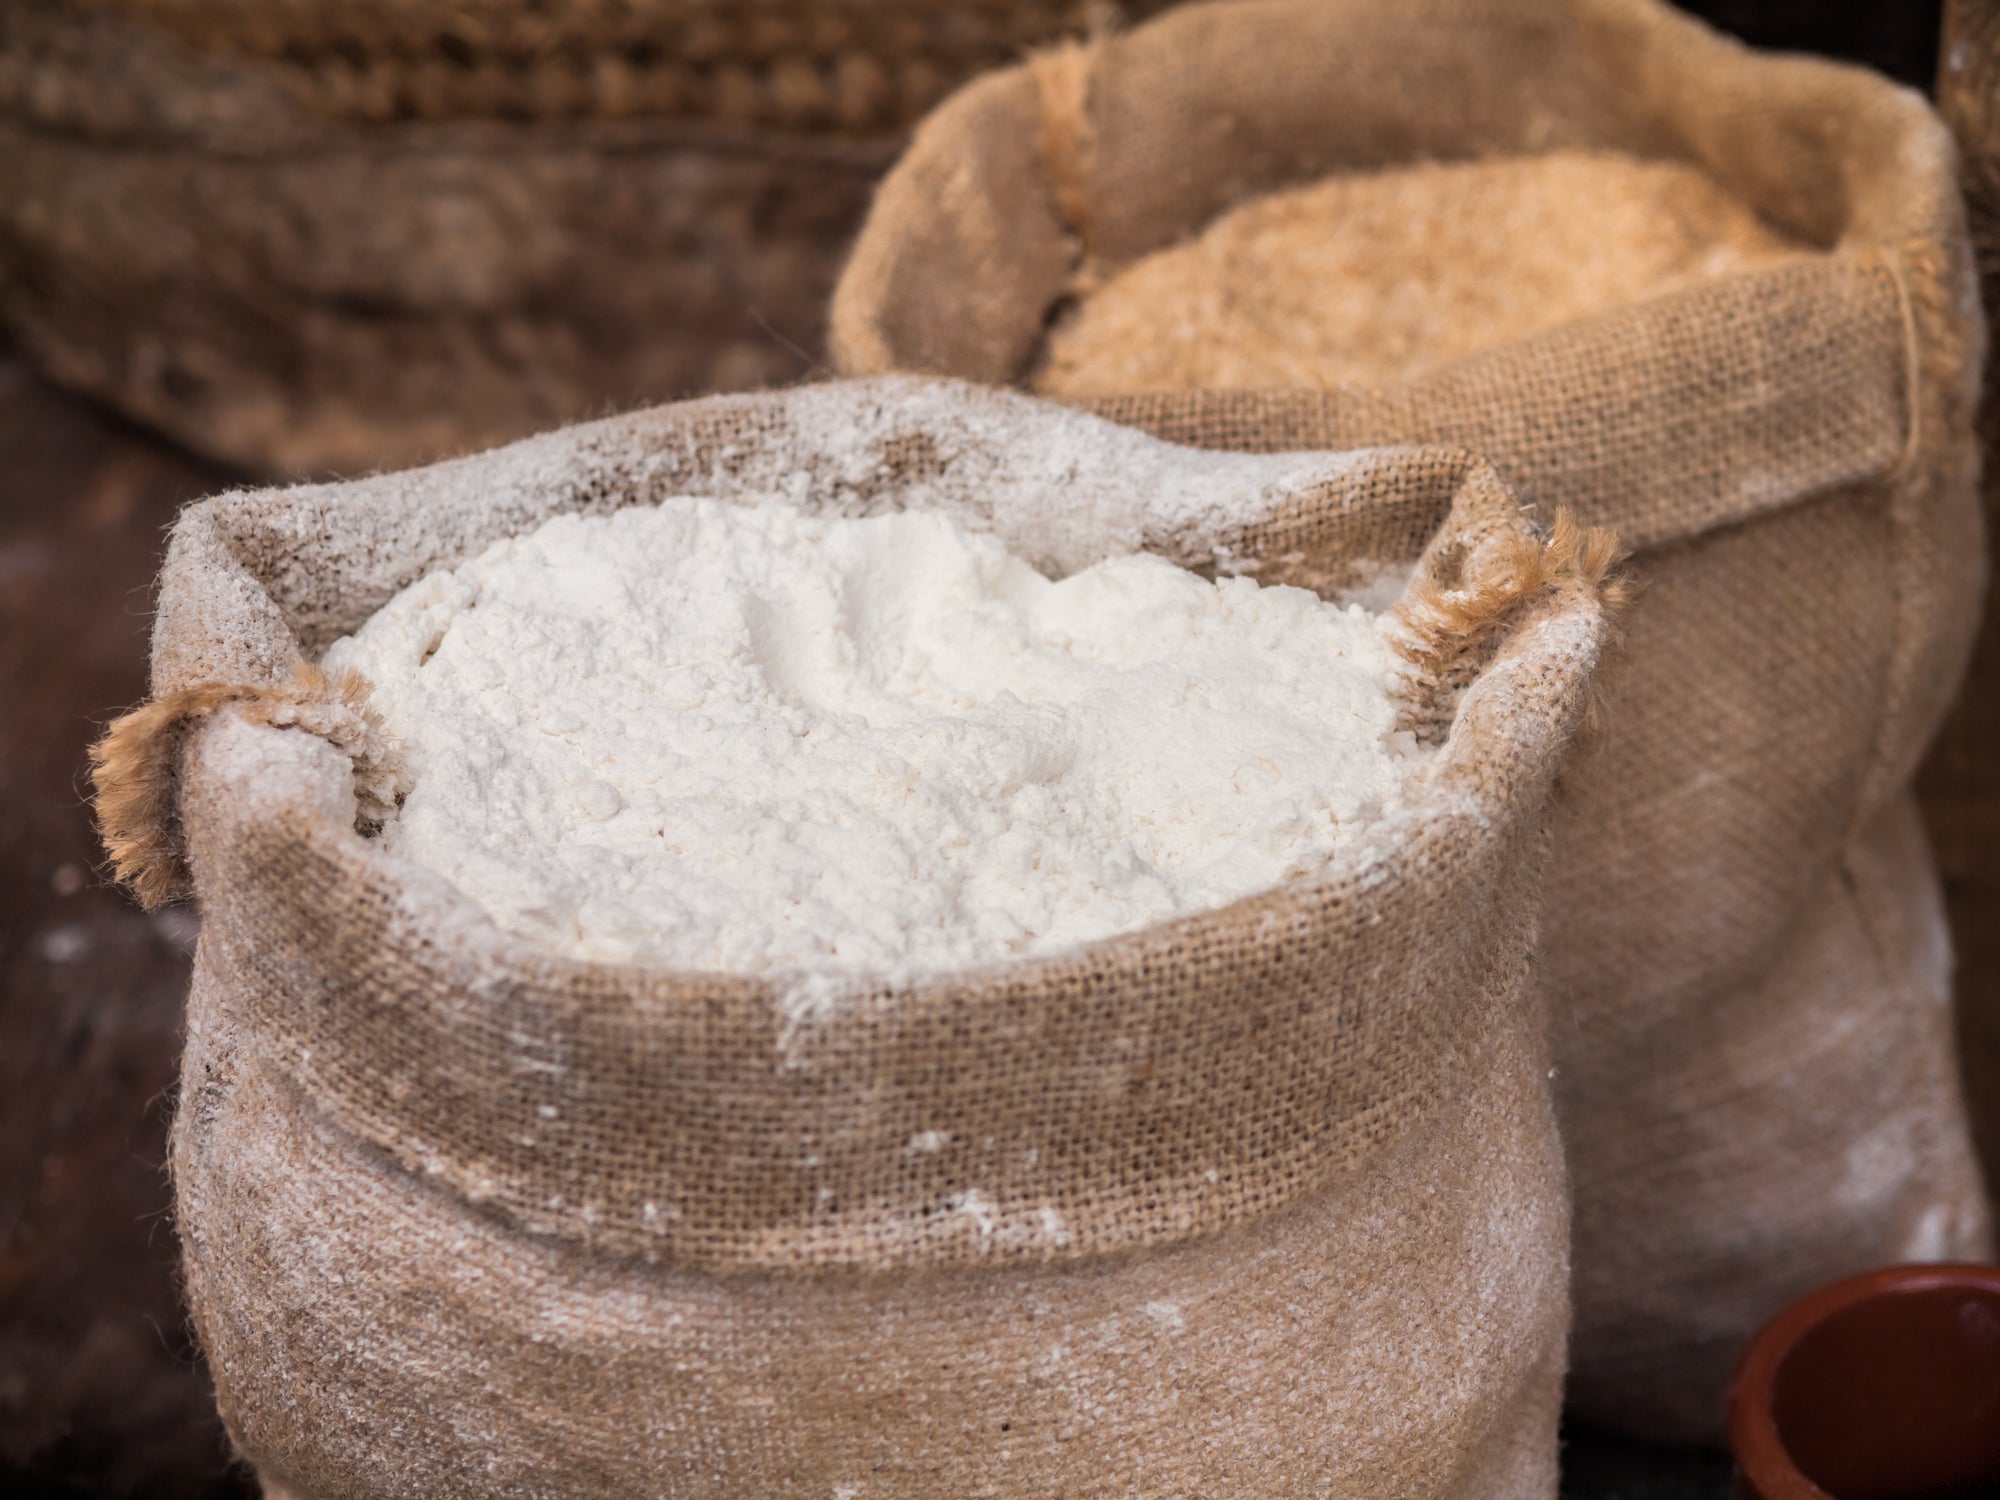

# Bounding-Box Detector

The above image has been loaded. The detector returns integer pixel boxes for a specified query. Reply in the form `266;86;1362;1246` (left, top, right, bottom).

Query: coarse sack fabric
102;378;1616;1498
829;0;1998;1442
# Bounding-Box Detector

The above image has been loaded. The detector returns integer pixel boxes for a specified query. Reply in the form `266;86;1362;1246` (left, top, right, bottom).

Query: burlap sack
0;0;1181;477
95;378;1618;1497
829;0;1997;1443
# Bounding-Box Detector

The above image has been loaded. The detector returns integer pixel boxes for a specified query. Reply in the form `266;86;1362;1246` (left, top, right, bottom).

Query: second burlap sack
97;379;1617;1496
831;0;1996;1441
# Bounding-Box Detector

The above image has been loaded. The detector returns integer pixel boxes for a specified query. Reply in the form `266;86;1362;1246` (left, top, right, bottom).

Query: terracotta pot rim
1725;1262;2000;1500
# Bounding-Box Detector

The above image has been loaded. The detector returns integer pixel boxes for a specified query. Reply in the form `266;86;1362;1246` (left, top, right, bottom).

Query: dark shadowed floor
0;349;249;1498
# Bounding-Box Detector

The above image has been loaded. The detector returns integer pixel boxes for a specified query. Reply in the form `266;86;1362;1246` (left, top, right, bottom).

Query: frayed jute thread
91;663;395;910
1394;507;1632;757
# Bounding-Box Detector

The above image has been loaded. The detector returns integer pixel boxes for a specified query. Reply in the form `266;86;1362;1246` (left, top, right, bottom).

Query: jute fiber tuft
830;0;1997;1441
102;378;1616;1497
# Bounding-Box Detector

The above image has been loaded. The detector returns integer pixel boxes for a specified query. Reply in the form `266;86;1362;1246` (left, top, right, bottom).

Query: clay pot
1728;1263;2000;1499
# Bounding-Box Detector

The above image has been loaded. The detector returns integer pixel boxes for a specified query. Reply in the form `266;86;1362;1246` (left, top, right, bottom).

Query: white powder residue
325;498;1425;975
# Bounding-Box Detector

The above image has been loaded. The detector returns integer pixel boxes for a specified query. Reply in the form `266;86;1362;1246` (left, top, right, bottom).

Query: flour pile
1035;150;1807;395
325;499;1426;974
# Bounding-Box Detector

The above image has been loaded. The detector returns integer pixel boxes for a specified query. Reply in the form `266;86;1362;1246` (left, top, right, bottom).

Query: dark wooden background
0;2;1962;1496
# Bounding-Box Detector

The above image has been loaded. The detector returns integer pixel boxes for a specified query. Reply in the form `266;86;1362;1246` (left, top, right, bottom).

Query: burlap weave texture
119;378;1615;1496
829;0;1997;1441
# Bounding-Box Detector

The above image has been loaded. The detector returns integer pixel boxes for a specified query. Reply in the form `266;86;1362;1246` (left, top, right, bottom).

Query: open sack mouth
833;0;1944;393
280;451;1612;982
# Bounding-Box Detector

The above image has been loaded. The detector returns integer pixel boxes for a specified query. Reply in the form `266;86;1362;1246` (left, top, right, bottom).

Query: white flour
325;498;1424;975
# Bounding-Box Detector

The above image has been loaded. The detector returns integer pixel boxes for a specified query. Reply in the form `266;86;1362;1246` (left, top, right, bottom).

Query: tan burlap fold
829;0;1997;1442
106;378;1616;1497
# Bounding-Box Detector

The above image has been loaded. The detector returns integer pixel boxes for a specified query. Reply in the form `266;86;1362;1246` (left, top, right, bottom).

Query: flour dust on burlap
1035;151;1808;394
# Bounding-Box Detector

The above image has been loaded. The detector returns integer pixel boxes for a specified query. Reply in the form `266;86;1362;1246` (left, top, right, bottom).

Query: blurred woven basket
0;0;1163;476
